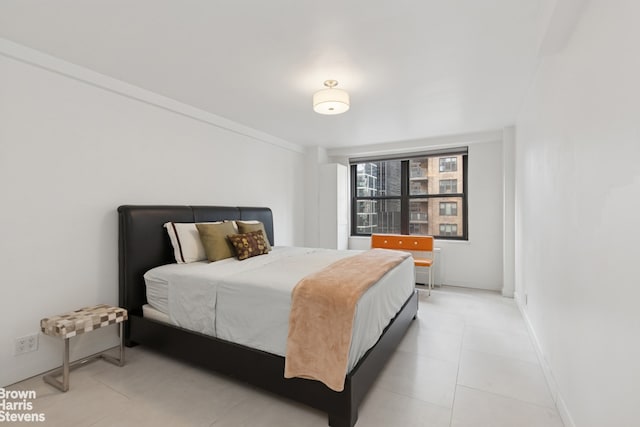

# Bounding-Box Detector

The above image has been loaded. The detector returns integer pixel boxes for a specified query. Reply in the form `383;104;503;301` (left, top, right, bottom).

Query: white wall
0;45;305;386
515;1;640;426
502;126;516;297
442;140;503;290
303;146;329;248
317;163;349;250
332;131;505;291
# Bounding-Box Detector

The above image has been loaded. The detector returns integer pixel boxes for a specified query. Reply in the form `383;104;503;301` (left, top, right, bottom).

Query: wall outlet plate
15;333;39;355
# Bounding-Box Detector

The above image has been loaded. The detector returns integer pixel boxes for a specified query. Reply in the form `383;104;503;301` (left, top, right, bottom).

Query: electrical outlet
14;333;39;355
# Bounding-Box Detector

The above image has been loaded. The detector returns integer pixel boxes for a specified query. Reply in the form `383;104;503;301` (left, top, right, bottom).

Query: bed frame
118;205;418;427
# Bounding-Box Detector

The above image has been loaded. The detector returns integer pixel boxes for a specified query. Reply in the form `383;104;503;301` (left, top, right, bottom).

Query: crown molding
0;38;304;154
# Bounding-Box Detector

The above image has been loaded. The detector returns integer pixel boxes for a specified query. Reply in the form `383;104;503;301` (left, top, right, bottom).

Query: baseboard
513;292;576;427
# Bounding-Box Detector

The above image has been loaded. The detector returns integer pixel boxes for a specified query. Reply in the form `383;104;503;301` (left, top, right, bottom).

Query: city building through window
439;156;458;172
351;149;467;239
439;201;458;216
439;223;459;236
439;179;457;193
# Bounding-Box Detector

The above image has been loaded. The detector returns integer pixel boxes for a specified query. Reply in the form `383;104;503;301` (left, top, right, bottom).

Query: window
439;157;457;172
439;179;457;193
439;201;458;216
351;151;467;239
353;161;402;234
439;224;458;236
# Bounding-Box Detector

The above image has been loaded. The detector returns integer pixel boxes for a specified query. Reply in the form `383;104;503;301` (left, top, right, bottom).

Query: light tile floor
7;286;564;426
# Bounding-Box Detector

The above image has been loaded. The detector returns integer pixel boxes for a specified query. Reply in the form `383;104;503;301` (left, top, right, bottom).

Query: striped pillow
164;222;220;264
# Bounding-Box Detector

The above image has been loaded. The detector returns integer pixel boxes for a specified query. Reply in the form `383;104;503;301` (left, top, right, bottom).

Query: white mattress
142;304;170;323
144;275;169;314
143;246;415;371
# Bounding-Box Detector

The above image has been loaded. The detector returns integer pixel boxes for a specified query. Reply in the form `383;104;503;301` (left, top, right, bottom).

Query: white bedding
142;304;170;323
143;246;415;371
144;275;169;314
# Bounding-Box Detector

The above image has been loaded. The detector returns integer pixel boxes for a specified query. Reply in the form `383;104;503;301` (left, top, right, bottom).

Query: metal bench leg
63;338;70;390
43;323;125;392
101;322;125;367
43;338;70;392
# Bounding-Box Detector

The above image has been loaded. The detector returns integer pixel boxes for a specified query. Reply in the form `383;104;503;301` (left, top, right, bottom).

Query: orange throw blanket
284;248;410;391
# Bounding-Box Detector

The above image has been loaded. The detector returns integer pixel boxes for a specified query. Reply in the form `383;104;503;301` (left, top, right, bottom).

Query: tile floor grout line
455;384;561;411
91;369;137;401
372;384;455;411
448;308;468;427
458;346;545;368
375;383;455;411
207;385;268;427
462;322;532;337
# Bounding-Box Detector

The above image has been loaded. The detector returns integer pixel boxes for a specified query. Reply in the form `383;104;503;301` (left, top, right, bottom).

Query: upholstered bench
40;304;128;391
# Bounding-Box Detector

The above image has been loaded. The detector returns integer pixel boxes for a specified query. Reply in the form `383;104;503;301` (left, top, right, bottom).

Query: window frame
350;151;468;240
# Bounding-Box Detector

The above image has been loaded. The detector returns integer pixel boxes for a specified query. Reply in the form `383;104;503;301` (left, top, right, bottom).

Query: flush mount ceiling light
313;80;350;115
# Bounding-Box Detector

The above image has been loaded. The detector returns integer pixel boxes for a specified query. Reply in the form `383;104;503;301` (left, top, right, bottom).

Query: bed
118;205;418;427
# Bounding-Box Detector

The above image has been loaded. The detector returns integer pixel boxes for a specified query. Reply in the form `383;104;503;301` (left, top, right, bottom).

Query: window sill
349;235;468;244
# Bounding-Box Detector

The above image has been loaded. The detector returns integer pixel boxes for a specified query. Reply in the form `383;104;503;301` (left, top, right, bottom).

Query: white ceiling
0;0;556;148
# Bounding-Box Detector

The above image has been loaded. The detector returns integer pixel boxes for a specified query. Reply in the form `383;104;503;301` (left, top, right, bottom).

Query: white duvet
144;246;415;371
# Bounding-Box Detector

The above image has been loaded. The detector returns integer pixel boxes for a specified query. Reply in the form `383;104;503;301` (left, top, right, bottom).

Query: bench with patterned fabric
40;304;127;391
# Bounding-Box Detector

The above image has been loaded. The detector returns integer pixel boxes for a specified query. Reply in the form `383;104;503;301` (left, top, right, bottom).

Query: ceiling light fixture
313;80;350;115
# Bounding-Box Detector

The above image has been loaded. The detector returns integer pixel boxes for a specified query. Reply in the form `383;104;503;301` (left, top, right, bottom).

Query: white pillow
164;222;219;264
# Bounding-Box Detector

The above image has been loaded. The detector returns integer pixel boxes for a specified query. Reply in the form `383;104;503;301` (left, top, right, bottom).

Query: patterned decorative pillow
236;221;272;251
227;230;270;260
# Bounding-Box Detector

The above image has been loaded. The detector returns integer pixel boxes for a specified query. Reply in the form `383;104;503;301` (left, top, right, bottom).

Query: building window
351;151;467;239
439;157;457;172
439;201;458;216
439;179;457;193
439;224;458;236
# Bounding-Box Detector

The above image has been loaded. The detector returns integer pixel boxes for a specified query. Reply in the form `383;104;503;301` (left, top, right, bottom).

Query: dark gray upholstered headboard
118;205;274;315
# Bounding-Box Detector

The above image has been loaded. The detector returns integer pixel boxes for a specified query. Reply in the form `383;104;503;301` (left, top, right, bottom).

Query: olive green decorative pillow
196;221;237;262
228;230;270;260
236;221;272;251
